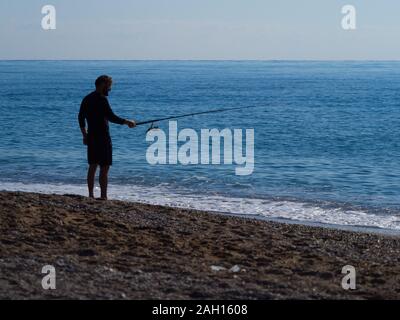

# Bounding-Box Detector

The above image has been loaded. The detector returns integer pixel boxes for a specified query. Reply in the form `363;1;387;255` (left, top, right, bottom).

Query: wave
1;181;399;232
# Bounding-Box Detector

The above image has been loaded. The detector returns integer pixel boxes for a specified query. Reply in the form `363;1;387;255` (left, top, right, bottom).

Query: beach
0;191;399;299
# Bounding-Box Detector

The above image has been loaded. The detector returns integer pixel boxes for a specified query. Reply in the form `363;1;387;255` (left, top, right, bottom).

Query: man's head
95;75;112;96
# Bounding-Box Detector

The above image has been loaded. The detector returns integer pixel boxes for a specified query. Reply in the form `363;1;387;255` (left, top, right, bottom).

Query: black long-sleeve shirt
78;91;125;137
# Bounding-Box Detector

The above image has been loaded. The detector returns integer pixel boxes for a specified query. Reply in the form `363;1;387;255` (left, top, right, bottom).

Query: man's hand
125;119;136;128
80;127;88;145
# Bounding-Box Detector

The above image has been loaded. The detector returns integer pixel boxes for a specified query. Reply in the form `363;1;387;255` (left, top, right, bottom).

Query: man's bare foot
97;197;107;201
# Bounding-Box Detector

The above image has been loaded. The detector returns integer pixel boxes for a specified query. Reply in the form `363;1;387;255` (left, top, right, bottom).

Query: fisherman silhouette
78;75;136;200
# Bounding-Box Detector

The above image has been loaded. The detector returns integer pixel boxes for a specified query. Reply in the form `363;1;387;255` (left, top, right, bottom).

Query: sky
1;0;400;60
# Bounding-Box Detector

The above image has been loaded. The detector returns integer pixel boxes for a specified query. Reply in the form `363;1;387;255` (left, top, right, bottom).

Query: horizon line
2;59;400;62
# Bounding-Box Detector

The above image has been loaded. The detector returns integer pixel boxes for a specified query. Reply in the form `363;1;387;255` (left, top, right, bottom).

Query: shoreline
1;182;399;234
1;191;400;299
218;212;400;237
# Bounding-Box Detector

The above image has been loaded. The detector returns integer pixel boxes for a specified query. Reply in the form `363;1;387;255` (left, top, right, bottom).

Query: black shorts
87;134;113;166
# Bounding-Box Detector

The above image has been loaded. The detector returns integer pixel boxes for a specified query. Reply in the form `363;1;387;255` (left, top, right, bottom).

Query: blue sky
1;0;400;59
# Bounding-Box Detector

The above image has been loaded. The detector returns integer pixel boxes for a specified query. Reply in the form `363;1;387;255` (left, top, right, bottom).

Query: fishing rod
135;105;258;132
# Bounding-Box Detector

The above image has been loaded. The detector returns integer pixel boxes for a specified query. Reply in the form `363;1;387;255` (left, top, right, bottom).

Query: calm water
1;61;400;231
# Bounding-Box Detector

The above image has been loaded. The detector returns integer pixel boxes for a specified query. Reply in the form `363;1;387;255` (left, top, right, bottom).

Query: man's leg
99;165;110;200
87;164;98;198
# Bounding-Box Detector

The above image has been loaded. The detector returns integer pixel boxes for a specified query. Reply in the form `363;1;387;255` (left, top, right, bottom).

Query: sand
0;191;399;299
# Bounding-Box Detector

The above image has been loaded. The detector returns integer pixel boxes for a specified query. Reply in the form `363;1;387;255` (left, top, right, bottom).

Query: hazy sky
1;0;400;60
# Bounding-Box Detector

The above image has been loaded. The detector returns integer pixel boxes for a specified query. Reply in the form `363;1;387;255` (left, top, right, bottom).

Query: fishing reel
146;122;160;133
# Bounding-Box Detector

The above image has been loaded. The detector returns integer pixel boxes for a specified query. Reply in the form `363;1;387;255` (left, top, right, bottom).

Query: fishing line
134;105;259;132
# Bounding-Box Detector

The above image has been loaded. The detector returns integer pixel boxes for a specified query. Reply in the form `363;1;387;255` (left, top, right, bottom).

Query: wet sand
0;191;399;299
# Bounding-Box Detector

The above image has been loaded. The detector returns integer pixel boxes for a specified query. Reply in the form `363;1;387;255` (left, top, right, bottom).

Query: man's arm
104;99;136;128
104;99;126;125
78;99;88;145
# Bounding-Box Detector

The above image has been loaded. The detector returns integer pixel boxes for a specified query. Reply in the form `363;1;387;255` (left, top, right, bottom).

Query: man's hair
95;75;112;87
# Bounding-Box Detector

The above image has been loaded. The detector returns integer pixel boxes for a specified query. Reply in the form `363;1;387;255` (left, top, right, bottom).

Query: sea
1;60;400;232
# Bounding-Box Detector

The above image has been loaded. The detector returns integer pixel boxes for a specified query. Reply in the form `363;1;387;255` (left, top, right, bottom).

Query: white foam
1;181;400;231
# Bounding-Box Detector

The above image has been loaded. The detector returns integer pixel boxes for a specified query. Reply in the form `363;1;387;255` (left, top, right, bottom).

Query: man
78;75;136;200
